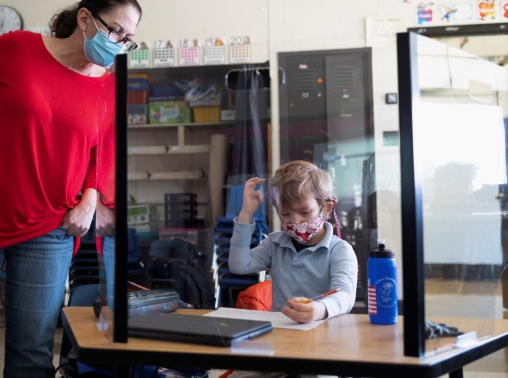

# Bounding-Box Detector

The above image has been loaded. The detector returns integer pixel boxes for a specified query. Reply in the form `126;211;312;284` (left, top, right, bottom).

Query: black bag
165;259;214;309
135;238;213;309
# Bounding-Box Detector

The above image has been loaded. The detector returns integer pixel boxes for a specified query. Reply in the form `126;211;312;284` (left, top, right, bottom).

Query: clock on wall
0;6;23;35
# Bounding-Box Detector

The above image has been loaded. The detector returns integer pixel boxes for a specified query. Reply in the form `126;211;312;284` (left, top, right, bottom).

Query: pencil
300;288;341;304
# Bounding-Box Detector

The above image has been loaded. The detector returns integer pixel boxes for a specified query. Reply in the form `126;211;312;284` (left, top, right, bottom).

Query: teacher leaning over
0;0;142;377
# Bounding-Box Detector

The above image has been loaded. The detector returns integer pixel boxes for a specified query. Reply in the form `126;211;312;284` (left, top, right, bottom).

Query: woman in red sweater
0;1;141;376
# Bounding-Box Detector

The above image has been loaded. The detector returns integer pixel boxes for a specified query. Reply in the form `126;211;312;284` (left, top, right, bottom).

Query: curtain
230;66;269;184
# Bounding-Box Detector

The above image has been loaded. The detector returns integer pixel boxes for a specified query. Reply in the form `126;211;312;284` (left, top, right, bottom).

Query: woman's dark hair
49;0;142;38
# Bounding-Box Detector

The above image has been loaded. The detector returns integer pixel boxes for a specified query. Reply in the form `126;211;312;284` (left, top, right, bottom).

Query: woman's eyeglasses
92;13;138;52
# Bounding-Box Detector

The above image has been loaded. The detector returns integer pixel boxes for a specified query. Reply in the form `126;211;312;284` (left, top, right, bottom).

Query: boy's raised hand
238;177;266;224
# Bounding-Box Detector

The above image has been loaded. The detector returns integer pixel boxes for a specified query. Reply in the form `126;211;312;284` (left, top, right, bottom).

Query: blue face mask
83;18;125;67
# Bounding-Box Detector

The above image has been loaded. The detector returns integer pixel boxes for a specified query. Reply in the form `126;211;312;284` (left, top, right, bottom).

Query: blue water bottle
367;239;398;325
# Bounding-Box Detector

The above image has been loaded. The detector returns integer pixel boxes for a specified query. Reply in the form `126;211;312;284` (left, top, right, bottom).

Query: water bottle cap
370;250;395;258
377;238;386;250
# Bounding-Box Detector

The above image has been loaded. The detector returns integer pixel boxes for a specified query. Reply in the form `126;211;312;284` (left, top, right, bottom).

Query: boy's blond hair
270;160;336;217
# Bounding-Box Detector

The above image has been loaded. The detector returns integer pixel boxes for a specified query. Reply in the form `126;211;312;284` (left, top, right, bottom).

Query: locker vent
296;69;317;91
334;66;356;89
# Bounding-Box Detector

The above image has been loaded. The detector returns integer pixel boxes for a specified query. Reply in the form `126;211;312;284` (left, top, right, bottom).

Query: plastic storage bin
127;78;152;92
127;90;149;105
152;85;184;98
149;101;191;124
127;104;148;125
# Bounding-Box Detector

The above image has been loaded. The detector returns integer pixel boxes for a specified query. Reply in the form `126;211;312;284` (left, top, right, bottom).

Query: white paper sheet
203;307;325;331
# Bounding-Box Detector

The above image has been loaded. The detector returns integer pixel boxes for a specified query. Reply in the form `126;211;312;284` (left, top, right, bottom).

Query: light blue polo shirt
229;220;358;318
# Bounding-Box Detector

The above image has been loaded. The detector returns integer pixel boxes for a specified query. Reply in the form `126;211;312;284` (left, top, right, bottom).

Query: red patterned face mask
281;212;324;243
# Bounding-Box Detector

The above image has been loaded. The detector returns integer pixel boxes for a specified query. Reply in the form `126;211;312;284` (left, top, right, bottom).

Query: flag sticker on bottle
368;285;377;315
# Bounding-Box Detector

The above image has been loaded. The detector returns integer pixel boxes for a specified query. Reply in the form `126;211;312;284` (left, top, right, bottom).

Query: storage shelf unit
127;63;269;306
128;171;206;181
128;145;211;155
127;121;234;130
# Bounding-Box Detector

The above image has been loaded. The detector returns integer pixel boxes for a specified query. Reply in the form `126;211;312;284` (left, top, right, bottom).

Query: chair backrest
225;184;266;222
148;239;173;258
127;227;141;263
68;284;100;307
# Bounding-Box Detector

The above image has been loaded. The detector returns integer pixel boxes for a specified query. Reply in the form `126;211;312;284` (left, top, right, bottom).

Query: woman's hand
281;297;328;324
95;200;115;237
238;177;266;224
62;188;97;237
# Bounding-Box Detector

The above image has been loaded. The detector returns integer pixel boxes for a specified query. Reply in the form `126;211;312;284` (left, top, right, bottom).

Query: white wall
2;0;270;62
5;0;505;298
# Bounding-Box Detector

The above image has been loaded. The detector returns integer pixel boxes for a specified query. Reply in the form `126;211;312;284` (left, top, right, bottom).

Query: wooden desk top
62;307;508;378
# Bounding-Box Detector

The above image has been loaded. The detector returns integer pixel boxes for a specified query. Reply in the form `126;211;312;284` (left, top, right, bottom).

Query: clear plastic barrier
414;34;508;330
96;60;118;339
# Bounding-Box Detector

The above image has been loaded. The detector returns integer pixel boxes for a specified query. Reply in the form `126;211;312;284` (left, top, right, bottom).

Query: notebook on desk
128;312;273;347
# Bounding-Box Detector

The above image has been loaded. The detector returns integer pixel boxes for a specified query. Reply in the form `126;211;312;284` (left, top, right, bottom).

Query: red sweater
0;31;109;249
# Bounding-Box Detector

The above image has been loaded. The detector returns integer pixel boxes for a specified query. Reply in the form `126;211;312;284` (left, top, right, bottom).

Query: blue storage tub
127;78;152;92
152;85;184;97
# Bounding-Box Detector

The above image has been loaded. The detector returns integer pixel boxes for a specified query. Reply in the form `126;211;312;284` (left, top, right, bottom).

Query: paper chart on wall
203;307;325;331
365;17;406;47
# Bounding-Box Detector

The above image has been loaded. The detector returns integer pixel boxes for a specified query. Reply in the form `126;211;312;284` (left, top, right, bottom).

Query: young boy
229;160;358;323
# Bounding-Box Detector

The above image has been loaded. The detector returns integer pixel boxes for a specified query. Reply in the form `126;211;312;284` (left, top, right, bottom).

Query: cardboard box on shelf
192;106;221;123
149;101;191;124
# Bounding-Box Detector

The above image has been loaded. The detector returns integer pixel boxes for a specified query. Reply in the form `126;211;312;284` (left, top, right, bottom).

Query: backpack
135;238;213;309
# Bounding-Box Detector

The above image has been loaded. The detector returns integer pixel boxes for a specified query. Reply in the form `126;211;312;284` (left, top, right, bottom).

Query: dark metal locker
279;48;373;163
280;56;327;161
278;48;375;305
325;53;372;141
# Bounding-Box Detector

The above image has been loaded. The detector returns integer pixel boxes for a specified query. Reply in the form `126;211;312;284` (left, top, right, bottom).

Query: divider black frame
114;53;128;343
397;32;426;357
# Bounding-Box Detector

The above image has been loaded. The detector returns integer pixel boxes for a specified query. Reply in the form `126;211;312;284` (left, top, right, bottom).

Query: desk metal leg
114;364;131;378
449;368;464;378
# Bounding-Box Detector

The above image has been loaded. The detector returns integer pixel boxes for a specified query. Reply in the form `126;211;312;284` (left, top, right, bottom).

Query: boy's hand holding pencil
282;288;341;323
299;288;341;304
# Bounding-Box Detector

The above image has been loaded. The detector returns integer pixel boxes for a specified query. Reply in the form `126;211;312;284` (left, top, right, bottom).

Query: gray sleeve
318;241;358;318
228;218;273;275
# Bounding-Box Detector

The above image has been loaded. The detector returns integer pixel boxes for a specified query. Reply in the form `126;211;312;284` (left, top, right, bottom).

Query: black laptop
128;312;273;347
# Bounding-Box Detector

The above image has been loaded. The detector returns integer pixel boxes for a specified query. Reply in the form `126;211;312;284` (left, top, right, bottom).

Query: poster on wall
478;0;497;20
229;36;251;63
501;1;508;18
416;2;435;24
203;38;226;65
438;4;458;20
450;3;474;21
366;17;406;47
179;39;200;66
